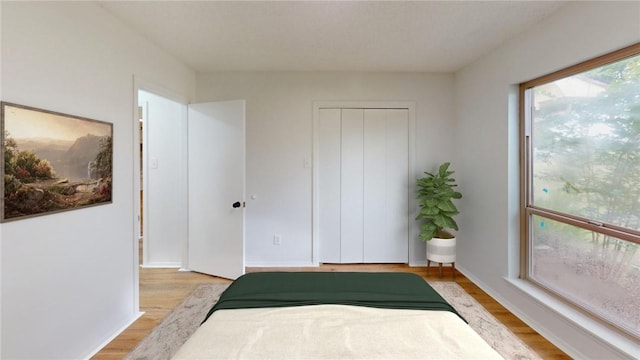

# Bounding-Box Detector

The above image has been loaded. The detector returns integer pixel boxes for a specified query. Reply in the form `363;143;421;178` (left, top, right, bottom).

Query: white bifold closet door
318;108;409;263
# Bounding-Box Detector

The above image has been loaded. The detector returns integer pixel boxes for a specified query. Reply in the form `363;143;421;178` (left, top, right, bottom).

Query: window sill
504;277;638;359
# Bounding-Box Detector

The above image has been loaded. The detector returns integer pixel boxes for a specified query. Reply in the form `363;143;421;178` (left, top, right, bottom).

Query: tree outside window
522;45;640;339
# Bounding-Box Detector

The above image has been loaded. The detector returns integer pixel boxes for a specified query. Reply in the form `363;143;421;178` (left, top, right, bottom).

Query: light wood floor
93;264;571;359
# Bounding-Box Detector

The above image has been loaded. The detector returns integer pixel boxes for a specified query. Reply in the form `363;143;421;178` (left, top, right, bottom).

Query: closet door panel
363;109;388;262
363;109;409;262
384;109;409;262
340;109;365;262
318;109;342;263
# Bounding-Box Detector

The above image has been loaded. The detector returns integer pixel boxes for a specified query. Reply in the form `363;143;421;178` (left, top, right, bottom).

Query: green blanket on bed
203;272;464;323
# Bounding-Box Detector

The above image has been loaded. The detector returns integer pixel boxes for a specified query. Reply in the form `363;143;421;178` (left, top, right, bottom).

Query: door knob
232;201;242;208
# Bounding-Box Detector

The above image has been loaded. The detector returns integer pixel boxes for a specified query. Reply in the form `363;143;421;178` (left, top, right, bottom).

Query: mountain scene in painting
2;104;112;221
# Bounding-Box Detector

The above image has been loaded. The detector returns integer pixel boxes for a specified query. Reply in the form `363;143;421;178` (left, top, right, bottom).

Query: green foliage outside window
528;50;640;337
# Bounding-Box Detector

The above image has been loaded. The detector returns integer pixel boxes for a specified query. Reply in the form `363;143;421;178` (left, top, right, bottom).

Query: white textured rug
124;283;229;360
126;281;541;360
429;282;542;360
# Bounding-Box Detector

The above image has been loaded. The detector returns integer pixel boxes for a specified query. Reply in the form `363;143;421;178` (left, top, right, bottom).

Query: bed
172;272;504;359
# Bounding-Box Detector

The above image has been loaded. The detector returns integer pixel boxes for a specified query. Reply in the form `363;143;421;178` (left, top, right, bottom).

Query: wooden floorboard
92;264;570;359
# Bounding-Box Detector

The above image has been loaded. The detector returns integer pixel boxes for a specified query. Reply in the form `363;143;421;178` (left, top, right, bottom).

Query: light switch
150;157;158;169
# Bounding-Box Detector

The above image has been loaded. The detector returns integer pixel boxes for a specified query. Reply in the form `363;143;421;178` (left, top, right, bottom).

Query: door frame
311;101;417;266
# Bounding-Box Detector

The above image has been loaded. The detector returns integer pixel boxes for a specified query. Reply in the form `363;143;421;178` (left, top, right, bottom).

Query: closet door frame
312;101;417;266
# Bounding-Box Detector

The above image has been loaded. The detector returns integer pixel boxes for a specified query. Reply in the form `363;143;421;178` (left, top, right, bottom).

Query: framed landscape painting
1;102;113;222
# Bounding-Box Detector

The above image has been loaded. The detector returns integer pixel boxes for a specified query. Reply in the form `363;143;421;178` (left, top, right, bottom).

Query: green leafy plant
416;162;462;241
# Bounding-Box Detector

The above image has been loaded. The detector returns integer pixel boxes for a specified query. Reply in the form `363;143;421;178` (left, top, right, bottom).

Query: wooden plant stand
427;260;455;280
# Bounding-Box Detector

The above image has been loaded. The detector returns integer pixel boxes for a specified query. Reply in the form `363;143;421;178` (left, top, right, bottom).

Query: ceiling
99;1;566;73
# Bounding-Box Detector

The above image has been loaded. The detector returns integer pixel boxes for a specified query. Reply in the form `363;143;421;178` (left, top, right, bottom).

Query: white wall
454;2;640;359
139;90;185;268
197;72;454;266
0;2;195;358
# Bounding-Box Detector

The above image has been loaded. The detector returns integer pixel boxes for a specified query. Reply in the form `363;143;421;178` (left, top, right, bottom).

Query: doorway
137;89;187;268
132;84;246;282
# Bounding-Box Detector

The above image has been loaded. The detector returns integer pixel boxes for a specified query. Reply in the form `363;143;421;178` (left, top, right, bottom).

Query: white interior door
188;100;245;280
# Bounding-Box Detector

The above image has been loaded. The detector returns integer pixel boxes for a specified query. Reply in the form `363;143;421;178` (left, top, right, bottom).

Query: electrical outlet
273;234;281;245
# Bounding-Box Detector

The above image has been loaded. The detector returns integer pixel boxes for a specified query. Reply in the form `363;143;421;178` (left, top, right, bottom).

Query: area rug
429;282;542;360
125;283;229;360
126;281;541;360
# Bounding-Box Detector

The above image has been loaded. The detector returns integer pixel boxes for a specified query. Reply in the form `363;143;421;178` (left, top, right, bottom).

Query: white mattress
173;304;504;359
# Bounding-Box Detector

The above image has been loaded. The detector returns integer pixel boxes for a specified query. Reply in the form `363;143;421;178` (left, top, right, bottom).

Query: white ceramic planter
426;237;456;263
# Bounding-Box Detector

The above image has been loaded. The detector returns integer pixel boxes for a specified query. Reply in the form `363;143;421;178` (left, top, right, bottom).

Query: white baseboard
84;311;144;359
245;261;318;267
454;266;569;353
456;266;637;360
139;263;181;269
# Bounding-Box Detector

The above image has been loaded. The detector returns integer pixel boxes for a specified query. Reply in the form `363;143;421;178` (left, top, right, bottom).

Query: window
520;43;640;339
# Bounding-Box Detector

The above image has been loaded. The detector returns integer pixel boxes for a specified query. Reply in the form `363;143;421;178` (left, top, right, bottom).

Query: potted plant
416;162;462;267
